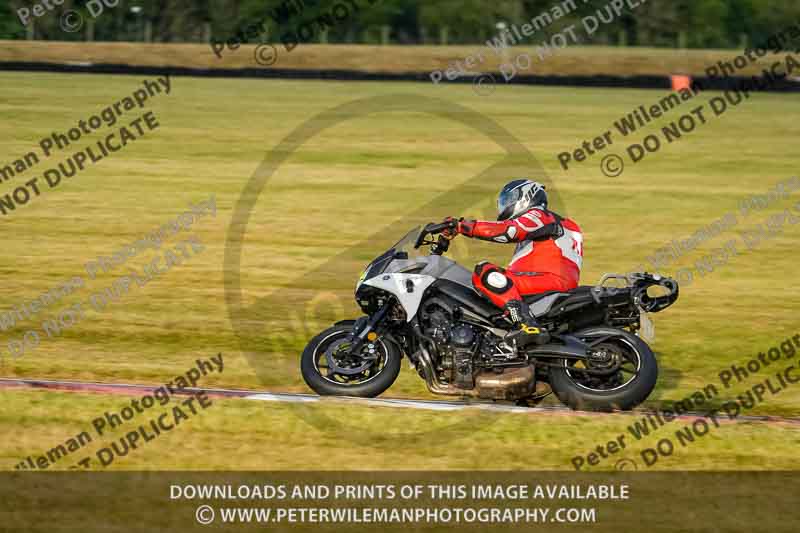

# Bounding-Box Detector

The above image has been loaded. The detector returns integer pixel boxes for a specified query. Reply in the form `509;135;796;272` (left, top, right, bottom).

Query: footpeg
506;327;551;347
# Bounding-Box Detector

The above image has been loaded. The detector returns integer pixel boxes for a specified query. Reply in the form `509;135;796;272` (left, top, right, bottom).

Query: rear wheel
301;324;401;397
549;327;657;411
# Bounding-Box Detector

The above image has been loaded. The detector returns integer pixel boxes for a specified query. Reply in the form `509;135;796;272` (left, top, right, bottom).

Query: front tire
301;324;401;397
549;327;657;411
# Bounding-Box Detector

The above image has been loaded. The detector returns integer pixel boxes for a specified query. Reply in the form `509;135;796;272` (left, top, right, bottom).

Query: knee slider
482;270;513;294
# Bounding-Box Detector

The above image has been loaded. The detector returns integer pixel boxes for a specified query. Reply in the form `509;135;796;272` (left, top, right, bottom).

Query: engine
422;299;522;390
428;315;475;389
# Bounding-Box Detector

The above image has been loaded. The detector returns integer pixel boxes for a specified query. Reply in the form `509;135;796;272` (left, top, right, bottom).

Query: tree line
1;0;798;50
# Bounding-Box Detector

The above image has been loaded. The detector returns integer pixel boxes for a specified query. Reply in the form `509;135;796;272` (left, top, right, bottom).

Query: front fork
344;303;391;355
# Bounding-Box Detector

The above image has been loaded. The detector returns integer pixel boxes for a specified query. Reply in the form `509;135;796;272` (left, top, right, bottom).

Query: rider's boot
504;299;551;347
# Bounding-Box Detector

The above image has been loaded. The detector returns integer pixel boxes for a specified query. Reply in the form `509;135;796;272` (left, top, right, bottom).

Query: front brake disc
324;339;373;376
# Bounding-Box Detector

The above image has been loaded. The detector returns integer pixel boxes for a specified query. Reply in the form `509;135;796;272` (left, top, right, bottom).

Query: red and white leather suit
457;209;584;309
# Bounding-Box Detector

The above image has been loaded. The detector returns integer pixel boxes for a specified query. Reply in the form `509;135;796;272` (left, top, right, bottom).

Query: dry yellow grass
0;40;783;77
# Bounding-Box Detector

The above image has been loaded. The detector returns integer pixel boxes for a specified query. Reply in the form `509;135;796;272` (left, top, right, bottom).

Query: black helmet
497;179;548;221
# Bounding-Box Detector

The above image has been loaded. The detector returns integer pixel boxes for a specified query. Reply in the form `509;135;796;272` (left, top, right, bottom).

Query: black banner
3;472;799;532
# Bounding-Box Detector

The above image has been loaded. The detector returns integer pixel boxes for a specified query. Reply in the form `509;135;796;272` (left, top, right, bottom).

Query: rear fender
574;326;645;345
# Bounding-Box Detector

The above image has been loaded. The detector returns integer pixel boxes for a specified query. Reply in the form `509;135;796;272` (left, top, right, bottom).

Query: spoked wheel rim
312;331;389;386
563;337;642;393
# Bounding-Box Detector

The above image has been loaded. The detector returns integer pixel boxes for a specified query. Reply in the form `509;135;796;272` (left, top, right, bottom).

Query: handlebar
425;221;453;234
414;221;456;253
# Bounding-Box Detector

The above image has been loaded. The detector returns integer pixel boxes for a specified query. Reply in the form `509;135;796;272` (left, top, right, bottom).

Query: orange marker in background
671;73;693;91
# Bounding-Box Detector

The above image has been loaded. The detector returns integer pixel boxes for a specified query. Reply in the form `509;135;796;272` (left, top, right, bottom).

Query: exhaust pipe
417;345;536;401
417;345;468;396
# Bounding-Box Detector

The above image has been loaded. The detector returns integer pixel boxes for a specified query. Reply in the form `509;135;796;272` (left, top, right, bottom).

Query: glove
441;216;459;237
457;218;476;237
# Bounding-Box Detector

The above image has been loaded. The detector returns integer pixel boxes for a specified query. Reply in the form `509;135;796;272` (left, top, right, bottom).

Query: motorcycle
300;222;679;410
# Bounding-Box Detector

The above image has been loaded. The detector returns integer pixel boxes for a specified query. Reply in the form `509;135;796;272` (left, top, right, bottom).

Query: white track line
1;377;798;424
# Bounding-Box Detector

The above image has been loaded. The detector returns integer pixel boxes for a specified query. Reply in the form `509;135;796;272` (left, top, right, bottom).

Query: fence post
439;26;449;45
380;25;390;45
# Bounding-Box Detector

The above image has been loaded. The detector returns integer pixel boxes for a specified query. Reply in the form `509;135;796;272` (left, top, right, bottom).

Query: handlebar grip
426;221;452;234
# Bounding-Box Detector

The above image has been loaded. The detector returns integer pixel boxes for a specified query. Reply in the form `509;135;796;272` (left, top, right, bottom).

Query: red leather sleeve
459;209;558;243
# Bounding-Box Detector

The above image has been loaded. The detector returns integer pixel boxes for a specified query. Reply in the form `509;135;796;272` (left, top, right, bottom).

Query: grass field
0;69;798;470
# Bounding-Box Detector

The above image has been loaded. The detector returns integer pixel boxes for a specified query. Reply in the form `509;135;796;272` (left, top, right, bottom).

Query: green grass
0;72;799;470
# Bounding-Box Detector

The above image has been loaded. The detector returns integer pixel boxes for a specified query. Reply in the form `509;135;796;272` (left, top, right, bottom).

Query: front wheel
549;327;658;411
301;324;401;397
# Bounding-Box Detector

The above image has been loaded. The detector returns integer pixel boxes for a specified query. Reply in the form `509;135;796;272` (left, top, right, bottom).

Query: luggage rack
598;272;680;313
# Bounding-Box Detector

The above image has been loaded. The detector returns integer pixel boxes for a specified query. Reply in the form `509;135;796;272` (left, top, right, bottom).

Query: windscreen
359;226;423;284
390;226;422;256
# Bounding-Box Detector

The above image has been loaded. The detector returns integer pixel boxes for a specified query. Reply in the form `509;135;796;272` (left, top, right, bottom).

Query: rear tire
549;327;657;411
301;324;401;397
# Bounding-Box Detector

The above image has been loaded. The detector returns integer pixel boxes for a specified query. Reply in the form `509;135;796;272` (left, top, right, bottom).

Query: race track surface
1;377;798;426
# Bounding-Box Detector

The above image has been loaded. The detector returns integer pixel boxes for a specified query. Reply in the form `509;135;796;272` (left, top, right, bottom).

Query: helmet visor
497;186;523;216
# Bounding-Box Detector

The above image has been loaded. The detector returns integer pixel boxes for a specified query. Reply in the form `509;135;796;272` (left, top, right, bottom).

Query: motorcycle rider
442;179;583;346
